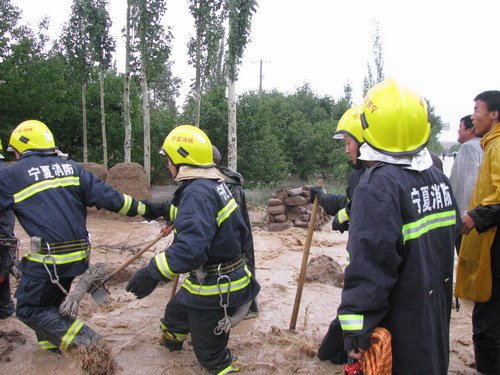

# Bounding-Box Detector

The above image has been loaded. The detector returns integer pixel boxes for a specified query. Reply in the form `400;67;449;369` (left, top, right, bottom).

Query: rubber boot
474;341;500;375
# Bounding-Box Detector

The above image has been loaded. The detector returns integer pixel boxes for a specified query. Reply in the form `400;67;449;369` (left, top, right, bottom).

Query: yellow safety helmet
8;120;56;154
333;105;364;144
160;125;214;167
361;78;430;156
0;137;4;159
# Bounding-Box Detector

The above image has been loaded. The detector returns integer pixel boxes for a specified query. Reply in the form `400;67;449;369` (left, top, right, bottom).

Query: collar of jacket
175;165;225;182
358;143;433;172
480;122;500;149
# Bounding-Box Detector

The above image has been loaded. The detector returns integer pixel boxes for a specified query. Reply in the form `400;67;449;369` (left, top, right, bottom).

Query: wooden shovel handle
289;179;324;330
104;226;172;284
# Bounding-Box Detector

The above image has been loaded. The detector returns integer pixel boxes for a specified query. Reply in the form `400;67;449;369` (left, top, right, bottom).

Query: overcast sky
11;0;500;143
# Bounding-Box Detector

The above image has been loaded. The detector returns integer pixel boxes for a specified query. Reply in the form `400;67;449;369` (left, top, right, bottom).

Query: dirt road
0;210;476;374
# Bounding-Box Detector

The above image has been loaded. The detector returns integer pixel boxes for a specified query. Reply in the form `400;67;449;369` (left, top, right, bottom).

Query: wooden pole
289;179;324;330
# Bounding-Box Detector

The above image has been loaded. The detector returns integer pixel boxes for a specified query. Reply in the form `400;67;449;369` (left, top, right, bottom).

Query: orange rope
360;327;392;375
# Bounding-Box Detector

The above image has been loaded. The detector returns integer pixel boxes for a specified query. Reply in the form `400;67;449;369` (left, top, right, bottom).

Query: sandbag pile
267;186;330;232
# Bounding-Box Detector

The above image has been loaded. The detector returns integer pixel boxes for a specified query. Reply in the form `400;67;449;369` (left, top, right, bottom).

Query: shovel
91;227;172;304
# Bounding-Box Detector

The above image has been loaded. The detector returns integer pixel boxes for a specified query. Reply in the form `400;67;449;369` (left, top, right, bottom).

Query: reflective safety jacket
319;168;364;231
147;177;260;309
0;152;146;279
338;163;460;375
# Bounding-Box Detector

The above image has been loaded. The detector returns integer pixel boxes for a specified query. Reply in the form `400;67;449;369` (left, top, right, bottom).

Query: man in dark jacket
337;79;460;374
310;105;365;234
0;139;17;319
0;120;151;354
126;125;260;375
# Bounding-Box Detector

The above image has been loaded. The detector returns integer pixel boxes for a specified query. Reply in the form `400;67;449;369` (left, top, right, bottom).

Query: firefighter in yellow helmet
0;120;151;361
310;105;366;234
335;79;460;374
311;105;370;365
126;125;260;374
0;137;18;320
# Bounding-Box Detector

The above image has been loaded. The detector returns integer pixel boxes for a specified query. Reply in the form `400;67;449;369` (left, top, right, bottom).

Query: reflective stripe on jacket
0;152;145;278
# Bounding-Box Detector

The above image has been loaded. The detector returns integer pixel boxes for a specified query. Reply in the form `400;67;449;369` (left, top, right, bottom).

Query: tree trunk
140;55;151;186
82;82;88;163
194;12;202;128
123;1;132;163
99;70;108;169
227;78;237;171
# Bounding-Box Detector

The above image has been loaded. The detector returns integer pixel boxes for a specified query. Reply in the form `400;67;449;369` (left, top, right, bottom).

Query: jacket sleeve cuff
343;333;372;352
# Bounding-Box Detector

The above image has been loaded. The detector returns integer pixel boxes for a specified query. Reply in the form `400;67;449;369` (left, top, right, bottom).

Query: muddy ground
0;205;477;374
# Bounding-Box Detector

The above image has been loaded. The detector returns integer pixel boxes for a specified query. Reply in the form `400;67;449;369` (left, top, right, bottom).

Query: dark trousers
162;296;235;374
15;275;99;349
0;275;14;318
473;276;500;375
455;235;462;256
0;248;15;318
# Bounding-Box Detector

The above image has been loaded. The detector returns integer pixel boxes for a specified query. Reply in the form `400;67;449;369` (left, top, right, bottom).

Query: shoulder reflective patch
217;198;237;226
170;204;178;221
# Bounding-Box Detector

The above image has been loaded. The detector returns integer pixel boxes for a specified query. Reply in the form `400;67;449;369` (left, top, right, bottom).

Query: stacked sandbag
81;162;151;222
267;186;329;232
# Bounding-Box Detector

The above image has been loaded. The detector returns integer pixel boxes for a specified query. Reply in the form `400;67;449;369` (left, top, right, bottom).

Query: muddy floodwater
0;209;476;374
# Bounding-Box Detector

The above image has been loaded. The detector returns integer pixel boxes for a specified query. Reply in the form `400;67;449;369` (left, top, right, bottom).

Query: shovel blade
91;285;111;305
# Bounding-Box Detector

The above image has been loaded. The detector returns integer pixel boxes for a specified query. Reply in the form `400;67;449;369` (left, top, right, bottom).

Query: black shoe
160;335;183;352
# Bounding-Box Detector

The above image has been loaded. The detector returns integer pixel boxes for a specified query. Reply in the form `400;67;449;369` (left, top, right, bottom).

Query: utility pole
253;59;270;99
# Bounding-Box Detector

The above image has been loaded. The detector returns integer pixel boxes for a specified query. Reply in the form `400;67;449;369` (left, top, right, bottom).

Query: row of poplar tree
0;0;443;186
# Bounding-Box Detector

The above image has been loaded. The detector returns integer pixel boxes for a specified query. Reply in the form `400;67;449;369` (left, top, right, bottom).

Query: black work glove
344;333;372;353
331;207;350;233
309;186;326;204
317;317;348;364
141;200;167;221
126;267;159;299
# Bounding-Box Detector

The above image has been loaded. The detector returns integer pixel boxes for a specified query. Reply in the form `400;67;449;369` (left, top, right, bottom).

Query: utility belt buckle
30;236;42;256
193;267;207;285
0;236;19;250
204;255;245;276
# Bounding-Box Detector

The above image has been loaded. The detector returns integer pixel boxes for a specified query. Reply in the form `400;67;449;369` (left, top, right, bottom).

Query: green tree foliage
129;0;173;182
149;61;182;113
0;10;451;187
0;0;22;60
426;99;444;154
193;85;352;184
187;0;227;91
129;0;171;81
226;0;257;81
